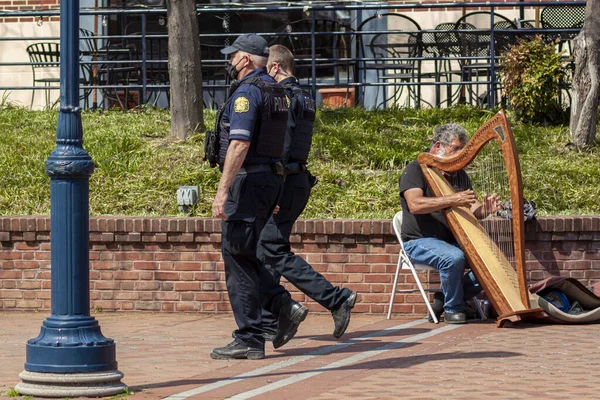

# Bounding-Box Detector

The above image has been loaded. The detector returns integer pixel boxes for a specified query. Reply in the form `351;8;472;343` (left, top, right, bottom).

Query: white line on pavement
163;319;448;400
228;323;461;399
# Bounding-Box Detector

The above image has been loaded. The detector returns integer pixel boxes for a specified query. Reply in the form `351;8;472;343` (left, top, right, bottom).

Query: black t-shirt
399;160;472;242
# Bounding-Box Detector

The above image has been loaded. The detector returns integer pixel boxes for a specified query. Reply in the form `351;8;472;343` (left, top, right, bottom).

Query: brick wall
0;0;60;23
1;216;599;316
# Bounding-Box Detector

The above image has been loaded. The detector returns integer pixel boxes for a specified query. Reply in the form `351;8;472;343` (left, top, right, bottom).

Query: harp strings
468;142;516;269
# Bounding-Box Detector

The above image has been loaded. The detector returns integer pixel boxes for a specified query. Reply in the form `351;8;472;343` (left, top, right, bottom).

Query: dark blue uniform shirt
222;67;282;165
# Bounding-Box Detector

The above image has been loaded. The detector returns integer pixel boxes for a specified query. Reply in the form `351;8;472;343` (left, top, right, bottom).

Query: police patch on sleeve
234;96;250;113
285;95;291;108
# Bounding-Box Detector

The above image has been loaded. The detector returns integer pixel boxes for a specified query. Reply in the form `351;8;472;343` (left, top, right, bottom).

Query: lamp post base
15;370;126;398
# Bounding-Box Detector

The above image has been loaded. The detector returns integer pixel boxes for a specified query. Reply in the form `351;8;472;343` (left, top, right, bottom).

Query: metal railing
0;1;585;110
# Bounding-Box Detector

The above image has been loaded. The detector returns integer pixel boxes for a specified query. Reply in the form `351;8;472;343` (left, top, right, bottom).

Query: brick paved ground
1;312;599;399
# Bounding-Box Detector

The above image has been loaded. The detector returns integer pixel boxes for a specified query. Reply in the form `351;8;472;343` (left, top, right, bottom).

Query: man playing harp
399;123;500;324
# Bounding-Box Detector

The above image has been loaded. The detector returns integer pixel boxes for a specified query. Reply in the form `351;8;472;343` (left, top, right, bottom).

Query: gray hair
430;123;469;147
239;51;268;68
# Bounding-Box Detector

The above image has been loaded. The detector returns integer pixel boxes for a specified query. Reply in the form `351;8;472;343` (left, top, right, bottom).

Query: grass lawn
0;105;598;218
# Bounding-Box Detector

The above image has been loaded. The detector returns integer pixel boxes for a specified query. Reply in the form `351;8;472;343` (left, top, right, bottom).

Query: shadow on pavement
130;348;520;394
292;326;434;342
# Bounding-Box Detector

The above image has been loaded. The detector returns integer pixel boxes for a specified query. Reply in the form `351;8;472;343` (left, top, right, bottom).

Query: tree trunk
167;0;204;140
570;0;600;149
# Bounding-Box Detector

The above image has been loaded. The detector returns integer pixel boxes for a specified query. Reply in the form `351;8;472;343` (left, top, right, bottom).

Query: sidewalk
1;311;599;399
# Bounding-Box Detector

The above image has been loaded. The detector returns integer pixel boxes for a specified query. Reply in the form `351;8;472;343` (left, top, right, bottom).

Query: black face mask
226;58;244;80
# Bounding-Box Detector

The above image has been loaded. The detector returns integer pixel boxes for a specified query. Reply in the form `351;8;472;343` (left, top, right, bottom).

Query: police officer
257;45;357;339
210;34;308;360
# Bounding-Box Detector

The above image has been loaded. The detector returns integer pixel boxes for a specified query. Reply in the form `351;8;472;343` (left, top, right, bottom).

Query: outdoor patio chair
271;18;354;88
26;42;92;109
97;43;140;110
80;26;141;110
79;28;110;109
388;211;486;322
357;13;422;109
125;21;169;107
432;22;475;106
541;4;586;54
453;11;515;107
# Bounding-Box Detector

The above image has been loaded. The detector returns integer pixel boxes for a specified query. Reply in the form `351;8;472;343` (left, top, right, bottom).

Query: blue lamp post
15;0;126;396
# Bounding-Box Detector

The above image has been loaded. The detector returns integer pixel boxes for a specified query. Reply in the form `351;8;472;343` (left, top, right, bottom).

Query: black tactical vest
283;82;316;163
218;77;288;164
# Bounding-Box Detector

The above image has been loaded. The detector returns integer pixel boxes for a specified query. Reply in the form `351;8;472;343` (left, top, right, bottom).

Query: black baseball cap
220;33;269;57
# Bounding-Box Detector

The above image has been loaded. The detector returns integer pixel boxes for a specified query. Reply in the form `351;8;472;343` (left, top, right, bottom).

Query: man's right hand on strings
451;189;478;208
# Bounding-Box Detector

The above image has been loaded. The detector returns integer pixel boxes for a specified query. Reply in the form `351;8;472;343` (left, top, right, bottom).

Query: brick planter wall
1;216;599;316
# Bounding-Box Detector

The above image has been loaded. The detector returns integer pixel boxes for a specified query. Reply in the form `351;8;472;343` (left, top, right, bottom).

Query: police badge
234;96;250;113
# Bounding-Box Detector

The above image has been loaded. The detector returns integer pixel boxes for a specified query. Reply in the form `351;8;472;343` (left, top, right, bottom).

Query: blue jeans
404;237;482;313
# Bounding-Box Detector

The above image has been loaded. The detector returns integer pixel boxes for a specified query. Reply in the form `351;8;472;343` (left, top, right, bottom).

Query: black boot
331;291;357;338
428;292;444;323
210;341;265;360
273;298;308;349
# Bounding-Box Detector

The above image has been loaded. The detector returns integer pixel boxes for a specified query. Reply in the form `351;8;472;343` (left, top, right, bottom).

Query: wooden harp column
417;110;543;327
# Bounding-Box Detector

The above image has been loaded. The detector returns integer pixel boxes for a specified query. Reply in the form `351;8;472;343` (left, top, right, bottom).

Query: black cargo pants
221;171;290;348
257;172;352;329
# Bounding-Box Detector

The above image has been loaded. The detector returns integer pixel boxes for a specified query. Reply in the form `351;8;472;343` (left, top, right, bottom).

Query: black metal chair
430;22;472;107
454;11;517;57
418;31;441;108
79;28;107;109
99;44;140;110
512;19;536;44
26;42;60;108
540;5;584;107
541;4;586;54
453;11;516;107
272;19;354;88
79;28;140;110
26;42;92;109
357;13;422;108
125;21;169;107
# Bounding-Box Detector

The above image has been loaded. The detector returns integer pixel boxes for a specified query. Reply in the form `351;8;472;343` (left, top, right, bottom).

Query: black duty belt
285;162;308;175
238;162;284;176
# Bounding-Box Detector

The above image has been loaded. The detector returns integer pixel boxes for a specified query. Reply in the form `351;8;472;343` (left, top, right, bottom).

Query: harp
417;110;544;327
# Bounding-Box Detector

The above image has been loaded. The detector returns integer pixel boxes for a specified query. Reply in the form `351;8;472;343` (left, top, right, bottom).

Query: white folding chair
388;211;441;322
387;211;486;322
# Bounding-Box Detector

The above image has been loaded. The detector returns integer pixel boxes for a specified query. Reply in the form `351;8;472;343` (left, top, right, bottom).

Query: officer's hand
212;192;228;220
452;190;477;208
272;205;280;215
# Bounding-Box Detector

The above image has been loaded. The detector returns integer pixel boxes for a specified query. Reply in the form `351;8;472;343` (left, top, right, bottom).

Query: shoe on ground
331;291;357;338
427;292;444;323
231;330;277;342
272;298;308;349
210;341;265;360
444;311;467;324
